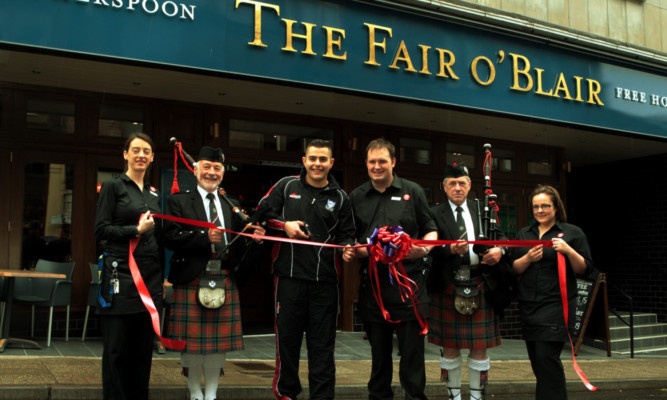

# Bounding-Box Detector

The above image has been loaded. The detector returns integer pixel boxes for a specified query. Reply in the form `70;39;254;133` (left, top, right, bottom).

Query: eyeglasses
532;204;553;211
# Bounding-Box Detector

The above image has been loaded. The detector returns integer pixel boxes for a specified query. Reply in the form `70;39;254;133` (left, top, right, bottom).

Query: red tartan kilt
428;277;501;350
167;269;243;354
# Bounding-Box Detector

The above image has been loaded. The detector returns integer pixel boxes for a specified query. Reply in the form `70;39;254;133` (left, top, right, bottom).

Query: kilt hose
168;269;244;354
428;276;501;349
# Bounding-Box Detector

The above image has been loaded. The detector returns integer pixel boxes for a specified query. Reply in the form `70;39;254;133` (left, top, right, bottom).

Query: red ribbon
128;237;186;351
367;227;429;335
558;252;597;391
130;212;598;390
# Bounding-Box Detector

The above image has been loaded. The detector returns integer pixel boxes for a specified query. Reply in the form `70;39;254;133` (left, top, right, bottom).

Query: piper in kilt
164;146;265;400
427;163;508;400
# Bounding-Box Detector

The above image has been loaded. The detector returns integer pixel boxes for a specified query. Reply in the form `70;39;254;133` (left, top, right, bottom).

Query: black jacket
428;199;511;294
164;188;257;285
257;170;356;283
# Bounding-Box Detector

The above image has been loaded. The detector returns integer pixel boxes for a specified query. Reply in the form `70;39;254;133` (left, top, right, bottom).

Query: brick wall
569;153;667;323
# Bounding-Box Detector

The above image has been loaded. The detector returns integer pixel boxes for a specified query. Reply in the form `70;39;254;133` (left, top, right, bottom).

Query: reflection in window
99;104;144;137
495;192;518;239
491;149;515;173
21;163;74;269
399;138;431;165
527;152;552;176
229;119;333;152
26;99;75;133
446;143;475;168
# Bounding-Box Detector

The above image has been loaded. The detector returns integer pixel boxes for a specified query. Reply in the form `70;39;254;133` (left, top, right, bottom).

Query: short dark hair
366;138;395;159
305;139;332;155
123;132;154;172
530;184;567;222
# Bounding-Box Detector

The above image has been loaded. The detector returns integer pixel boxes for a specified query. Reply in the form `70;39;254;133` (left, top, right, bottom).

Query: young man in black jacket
258;139;356;400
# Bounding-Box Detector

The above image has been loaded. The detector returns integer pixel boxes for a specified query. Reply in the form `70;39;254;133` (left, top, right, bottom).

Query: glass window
399;138;431;165
21;162;74;269
446;143;475;168
527;152;553;176
495;192;518;239
229;119;333;152
99;104;144;138
491;148;515;173
26;99;75;133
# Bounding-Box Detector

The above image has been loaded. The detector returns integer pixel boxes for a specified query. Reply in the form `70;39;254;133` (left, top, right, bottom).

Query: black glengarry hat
198;146;225;163
445;162;469;178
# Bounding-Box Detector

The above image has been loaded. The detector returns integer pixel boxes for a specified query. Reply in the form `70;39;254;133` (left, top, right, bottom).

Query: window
26;98;75;133
399;137;431;165
446;143;475;168
21;162;74;269
527;152;552;176
99;104;144;137
490;148;515;173
229;119;333;152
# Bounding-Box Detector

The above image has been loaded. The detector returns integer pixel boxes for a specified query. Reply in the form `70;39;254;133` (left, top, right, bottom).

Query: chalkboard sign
572;273;610;356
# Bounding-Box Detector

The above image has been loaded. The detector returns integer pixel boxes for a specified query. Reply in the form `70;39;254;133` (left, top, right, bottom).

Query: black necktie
207;193;225;256
456;206;471;265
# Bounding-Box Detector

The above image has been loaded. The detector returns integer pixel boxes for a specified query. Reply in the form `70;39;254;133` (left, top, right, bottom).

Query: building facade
0;0;665;338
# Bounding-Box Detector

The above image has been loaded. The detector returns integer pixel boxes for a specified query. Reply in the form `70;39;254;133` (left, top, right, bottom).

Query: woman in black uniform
510;185;593;400
95;132;162;400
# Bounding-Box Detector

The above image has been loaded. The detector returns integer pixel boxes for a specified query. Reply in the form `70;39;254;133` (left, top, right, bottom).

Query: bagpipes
169;137;276;256
471;143;518;318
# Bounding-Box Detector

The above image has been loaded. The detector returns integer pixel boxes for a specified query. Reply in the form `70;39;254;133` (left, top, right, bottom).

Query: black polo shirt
350;174;437;321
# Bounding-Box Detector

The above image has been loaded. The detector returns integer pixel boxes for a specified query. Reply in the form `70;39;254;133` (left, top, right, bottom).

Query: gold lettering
573;76;584;102
418;45;431;75
364;23;392;66
587;79;604;105
235;0;280;47
282;19;317;55
552;73;573;100
322;26;347;60
389;41;417;72
534;68;554;96
435;48;459;79
470;56;495;86
509;53;532;92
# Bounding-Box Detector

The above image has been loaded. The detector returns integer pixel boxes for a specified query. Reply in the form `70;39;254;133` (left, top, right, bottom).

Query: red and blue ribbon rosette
367;226;428;335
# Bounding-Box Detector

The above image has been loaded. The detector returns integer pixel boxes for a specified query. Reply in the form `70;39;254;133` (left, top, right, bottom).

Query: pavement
0;332;666;399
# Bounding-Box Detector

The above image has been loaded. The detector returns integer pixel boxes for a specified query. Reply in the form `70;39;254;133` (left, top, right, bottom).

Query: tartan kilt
167;269;243;354
428;276;501;349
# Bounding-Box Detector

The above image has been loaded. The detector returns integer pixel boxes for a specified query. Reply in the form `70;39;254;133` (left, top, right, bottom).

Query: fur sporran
454;285;480;315
197;272;226;309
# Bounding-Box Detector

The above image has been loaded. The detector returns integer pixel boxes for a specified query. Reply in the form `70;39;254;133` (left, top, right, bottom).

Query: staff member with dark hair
258;139;356;400
350;138;437;400
510;185;593;400
164;146;265;400
95;132;161;400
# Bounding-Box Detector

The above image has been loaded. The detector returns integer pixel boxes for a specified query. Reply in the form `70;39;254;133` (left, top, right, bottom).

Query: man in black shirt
350;138;437;400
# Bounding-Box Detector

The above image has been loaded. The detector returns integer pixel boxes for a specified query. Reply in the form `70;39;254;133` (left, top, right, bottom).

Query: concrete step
614;345;667;357
608;322;667;340
608;312;657;328
585;334;667;352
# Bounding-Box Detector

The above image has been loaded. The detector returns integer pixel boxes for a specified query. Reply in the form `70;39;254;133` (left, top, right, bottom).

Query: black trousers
101;312;155;400
525;340;568;400
364;319;427;400
273;277;338;400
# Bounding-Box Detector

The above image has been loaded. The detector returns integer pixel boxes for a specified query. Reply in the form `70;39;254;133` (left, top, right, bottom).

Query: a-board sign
572;272;610;356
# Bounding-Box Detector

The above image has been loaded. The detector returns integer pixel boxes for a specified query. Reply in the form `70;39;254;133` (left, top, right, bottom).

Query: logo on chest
325;199;336;212
289;193;301;199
